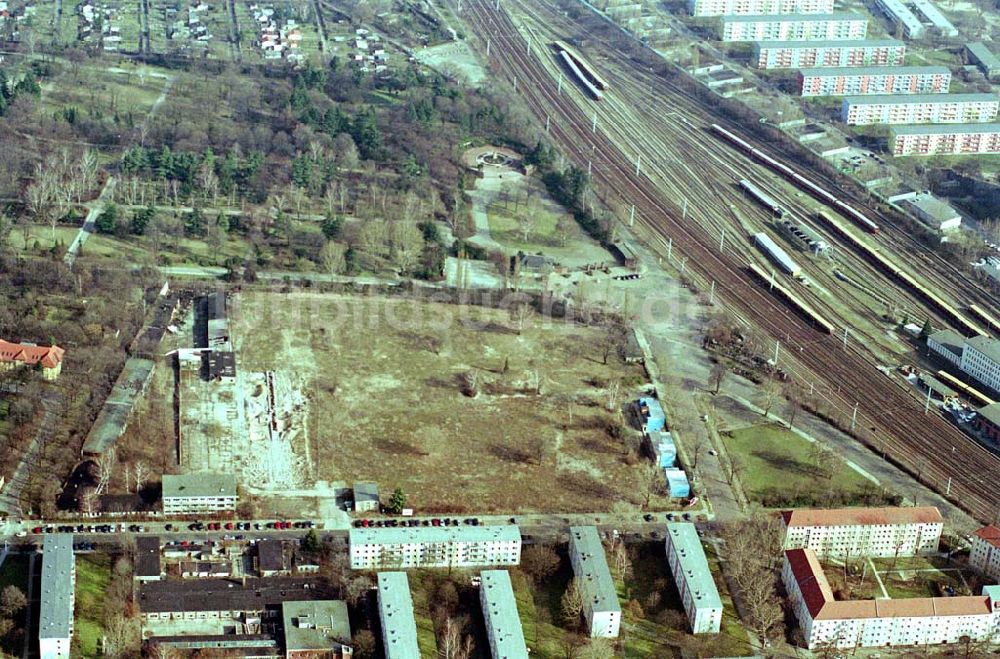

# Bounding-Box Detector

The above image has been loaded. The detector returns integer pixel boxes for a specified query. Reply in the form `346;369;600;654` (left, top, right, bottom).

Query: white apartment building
40;535;75;659
842;93;999;125
873;0;925;38
690;0;833;17
799;66;951;97
664;524;724;634
377;572;420;659
890;123;1000;155
479;571;529;659
161;473;238;516
349;526;521;570
959;336;1000;391
719;14;868;42
784;548;1000;649
753;39;905;69
568;526;621;638
971;525;1000;582
781;507;944;558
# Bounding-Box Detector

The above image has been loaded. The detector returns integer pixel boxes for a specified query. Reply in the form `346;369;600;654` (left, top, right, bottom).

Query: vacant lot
235;291;655;512
722;423;890;508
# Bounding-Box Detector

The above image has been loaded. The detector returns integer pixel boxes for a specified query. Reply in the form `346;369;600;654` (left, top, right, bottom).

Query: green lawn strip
511;569;571;658
0;555;30;593
75;554;112;658
703;543;756;656
409;571;441;657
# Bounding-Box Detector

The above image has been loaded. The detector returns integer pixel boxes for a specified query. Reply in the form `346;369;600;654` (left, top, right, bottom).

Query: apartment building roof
39;534;75;641
843;93;997;105
135;536;162;578
480;571;529;657
756;38;902;49
800;65;950;76
281;600;352;652
377;572;420;658
785;548;834;617
722;12;865;21
974;524;1000;549
891;122;1000;136
162;472;237;499
781;506;943;527
666;523;723;610
569;526;620;614
350;525;521;546
968;42;1000;71
0;339;64;368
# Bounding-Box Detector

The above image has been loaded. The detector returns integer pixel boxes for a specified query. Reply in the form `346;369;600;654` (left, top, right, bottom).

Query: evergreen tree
321;215;342;240
388;488;407;515
95;204;119;235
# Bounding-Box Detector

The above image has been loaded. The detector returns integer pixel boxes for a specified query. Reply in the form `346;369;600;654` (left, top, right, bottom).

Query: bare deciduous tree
561;577;584;627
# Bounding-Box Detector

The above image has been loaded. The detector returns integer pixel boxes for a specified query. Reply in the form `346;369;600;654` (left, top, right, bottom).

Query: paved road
0;391;62;520
64;176;116;268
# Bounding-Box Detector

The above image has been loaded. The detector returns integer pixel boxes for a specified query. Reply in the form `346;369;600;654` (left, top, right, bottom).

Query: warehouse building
799;66;950;97
352;482;379;512
927;328;965;367
349;526;521;570
135;536;163;582
690;0;833;16
974;402;1000;441
162;473;238;516
967;42;1000;79
664;524;724;634
902;193;963;231
873;0;924;38
889;123;1000;155
753;39;905;69
784;548;1000;649
719;14;868;42
40;535;75;659
781;507;943;557
971;525;1000;582
378;572;420;659
569;526;621;638
479;571;529;659
842;93;999;125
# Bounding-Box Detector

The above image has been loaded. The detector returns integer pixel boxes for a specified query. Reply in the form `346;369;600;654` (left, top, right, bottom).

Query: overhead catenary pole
924;385;932;414
773;340;780;365
709;280;715;305
587;160;592;176
486;39;490;57
635;154;641;177
719;228;725;253
545;115;550;134
682;198;688;222
557;72;563;93
667;237;673;261
850;402;859;432
592;113;598;133
629;204;635;227
843;328;849;351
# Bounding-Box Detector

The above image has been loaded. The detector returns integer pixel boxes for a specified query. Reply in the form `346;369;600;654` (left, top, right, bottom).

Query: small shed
650;430;677;468
665;468;691;498
638;397;666;433
353;482;379;512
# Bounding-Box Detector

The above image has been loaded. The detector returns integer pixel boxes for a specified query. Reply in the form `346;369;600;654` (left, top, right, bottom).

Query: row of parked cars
186;520;315;531
31;523;138;534
354;517;481;528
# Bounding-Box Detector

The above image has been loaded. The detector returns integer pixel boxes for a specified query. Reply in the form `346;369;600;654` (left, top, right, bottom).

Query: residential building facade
162;473;238;515
890;123;1000;155
842;93;999;125
39;535;75;659
780;507;944;558
0;339;65;380
719;14;868;42
784;548;1000;649
690;0;833;16
799;66;951;97
378;572;420;659
479;571;529;659
971;525;1000;582
664;524;724;634
959;335;1000;391
349;526;521;570
753;39;905;69
568;526;621;638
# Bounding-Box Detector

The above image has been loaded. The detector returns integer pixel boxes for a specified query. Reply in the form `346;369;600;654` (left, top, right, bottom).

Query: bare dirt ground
234;290;662;513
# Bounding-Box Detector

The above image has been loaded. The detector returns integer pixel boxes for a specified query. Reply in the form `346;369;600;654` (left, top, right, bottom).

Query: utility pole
629;204;635;227
513;75;517;92
773;340;780;365
545;115;550;134
587;160;592;176
557;72;563;93
635;154;641;177
709;280;715;305
843;328;849;351
486;39;490;57
850;403;859;432
592;113;597;133
667;237;672;261
719;228;725;253
682;198;688;222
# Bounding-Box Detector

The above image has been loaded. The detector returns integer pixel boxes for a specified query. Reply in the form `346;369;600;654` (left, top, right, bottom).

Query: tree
919;318;933;340
388;487;407;514
574;638;613;659
345;575;373;606
0;586;26;618
560;578;584;627
438;616;474;659
95;203;120;235
390;221;424;273
302;529;322;553
758;376;781;418
321;215;343;240
352;629;377;659
709;361;728;395
320;241;347;275
521;545;561;584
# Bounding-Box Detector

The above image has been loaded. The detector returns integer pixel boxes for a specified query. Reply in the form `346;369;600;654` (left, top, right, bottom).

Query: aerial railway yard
459;0;1000;521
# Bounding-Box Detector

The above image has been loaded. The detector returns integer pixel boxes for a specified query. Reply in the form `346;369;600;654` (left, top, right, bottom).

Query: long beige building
690;0;833;16
719;13;868;42
780;507;944;558
842;94;999;125
890;123;1000;155
349;526;521;570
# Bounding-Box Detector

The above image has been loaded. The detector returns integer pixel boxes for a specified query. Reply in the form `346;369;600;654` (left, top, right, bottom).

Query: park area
721;423;897;509
233;290;658;513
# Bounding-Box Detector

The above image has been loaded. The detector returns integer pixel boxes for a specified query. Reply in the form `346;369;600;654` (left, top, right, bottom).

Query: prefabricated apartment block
781;507;944;557
690;0;833;16
719;13;868;42
479;571;529;659
664;524;724;634
842;93;999;124
568;526;622;638
798;66;950;96
890;123;1000;155
349;526;522;570
39;535;76;659
971;525;1000;583
377;572;420;659
753;39;905;69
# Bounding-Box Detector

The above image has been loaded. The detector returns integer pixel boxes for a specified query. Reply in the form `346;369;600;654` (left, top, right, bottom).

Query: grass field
75;554;112;658
723;423;881;507
0;554;29;594
235;291;654;513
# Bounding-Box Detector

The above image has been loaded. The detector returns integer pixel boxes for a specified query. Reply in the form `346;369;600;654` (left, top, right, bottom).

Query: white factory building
780;507;944;558
479;571;529;659
664;523;724;634
889;123;1000;155
971;526;1000;583
799;66;951;97
784;548;1000;650
568;526;621;638
690;0;833;17
753;39;905;69
719;13;868;42
842;93;999;125
349;526;522;570
39;535;76;659
377;572;420;659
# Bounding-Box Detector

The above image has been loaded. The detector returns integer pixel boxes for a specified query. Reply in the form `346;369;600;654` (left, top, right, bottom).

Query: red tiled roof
974;525;1000;549
785;548;833;618
781;506;942;528
0;340;64;369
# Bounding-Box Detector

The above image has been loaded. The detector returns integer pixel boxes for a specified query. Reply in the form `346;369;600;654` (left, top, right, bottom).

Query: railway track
460;0;1000;522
